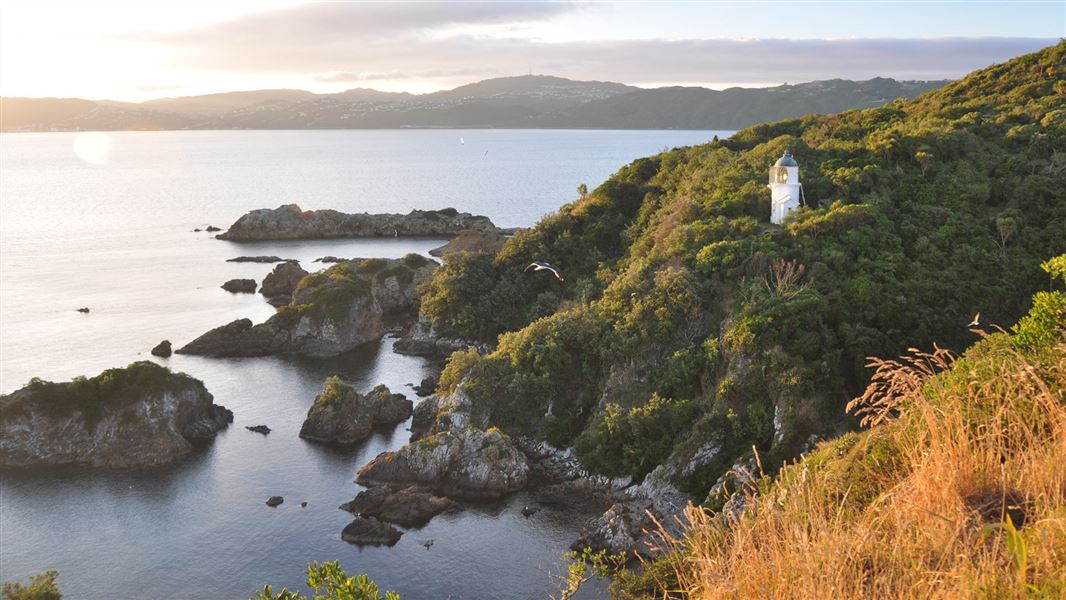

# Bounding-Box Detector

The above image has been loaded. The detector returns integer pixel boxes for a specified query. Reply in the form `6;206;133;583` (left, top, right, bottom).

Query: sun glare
72;132;113;166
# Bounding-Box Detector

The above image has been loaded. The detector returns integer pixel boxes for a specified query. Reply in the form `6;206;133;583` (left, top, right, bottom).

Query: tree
254;562;398;600
577;183;588;199
2;571;61;600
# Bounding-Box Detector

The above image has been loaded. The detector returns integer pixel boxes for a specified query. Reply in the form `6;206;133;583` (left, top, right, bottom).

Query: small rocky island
0;362;232;467
300;378;412;444
178;255;436;357
216;204;497;241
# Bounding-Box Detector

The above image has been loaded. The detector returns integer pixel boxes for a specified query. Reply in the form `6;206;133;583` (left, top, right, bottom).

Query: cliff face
216;204;497;241
178;256;437;358
0;362;232;468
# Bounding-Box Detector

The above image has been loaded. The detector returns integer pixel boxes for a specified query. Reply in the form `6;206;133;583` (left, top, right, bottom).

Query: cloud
125;4;1055;88
313;71;409;83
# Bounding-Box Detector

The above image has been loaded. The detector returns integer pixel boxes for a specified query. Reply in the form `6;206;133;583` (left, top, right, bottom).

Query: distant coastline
1;74;947;133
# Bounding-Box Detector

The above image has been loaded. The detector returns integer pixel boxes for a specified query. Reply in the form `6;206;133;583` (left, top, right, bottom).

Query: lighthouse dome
774;150;798;167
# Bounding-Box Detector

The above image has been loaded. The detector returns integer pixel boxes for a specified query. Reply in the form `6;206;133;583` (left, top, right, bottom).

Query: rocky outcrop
357;427;529;501
574;463;691;558
151;340;172;357
393;314;489;357
0;362;232;468
299;379;412;444
413;376;437;397
221;278;257;294
429;229;508;257
340;486;458;527
409;395;440;440
226;256;287;263
259;261;307;305
340;516;402;546
217;204;497;241
178;257;437;358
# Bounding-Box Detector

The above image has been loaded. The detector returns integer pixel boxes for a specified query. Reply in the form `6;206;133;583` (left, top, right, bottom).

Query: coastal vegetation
421;42;1066;499
0;361;173;428
626;255;1064;598
1;571;61;600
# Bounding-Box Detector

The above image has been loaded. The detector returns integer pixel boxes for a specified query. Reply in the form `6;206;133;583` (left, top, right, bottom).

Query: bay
0;128;726;599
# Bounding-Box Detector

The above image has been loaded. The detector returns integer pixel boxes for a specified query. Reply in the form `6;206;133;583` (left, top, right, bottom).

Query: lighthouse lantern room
768;150;802;224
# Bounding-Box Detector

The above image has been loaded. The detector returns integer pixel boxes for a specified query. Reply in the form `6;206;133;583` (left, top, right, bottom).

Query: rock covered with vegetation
216;204;497;241
177;254;437;357
0;362;232;467
356;427;529;500
299;378;412;444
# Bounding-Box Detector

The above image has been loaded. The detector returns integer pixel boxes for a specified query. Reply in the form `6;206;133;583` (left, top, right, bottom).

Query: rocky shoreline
178;256;436;358
216;204;498;241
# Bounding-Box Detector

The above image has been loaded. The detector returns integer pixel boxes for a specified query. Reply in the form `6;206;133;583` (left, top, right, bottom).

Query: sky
0;1;1062;101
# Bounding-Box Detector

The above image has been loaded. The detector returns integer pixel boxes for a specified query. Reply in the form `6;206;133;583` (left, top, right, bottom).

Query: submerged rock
356;427;529;501
246;425;271;435
340;486;457;527
299;380;412;445
0;362;232;468
217;204;497;241
150;340;172;357
178;257;437;358
221;278;257;294
76;307;90;313
340;516;402;546
266;496;284;507
205;225;222;232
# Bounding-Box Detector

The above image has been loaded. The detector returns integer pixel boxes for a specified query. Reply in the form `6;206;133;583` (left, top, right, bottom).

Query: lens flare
73;132;113;166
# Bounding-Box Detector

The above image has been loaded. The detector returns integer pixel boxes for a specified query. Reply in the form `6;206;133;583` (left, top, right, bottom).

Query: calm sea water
0;129;725;599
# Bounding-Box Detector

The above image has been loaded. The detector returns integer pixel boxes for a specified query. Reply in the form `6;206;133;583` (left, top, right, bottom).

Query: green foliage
402;253;430;269
314;376;354;410
436;348;481;396
555;548;627;600
1;362;176;429
1011;253;1066;349
421;43;1066;493
576;395;698;479
2;571;61;600
253;561;397;600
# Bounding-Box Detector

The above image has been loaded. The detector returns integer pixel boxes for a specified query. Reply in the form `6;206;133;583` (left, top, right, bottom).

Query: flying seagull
525;261;565;282
967;312;981;327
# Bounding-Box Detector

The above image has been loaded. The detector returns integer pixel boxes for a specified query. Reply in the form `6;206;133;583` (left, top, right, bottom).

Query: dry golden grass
656;334;1066;599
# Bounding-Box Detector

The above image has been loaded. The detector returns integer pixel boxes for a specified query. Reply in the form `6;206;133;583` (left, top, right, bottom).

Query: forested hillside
420;41;1066;499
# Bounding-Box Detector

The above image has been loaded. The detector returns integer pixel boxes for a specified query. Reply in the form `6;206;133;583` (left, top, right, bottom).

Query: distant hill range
1;75;948;132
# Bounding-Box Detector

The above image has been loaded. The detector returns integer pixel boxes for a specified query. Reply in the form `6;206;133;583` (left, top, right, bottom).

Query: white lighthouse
768;150;802;224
